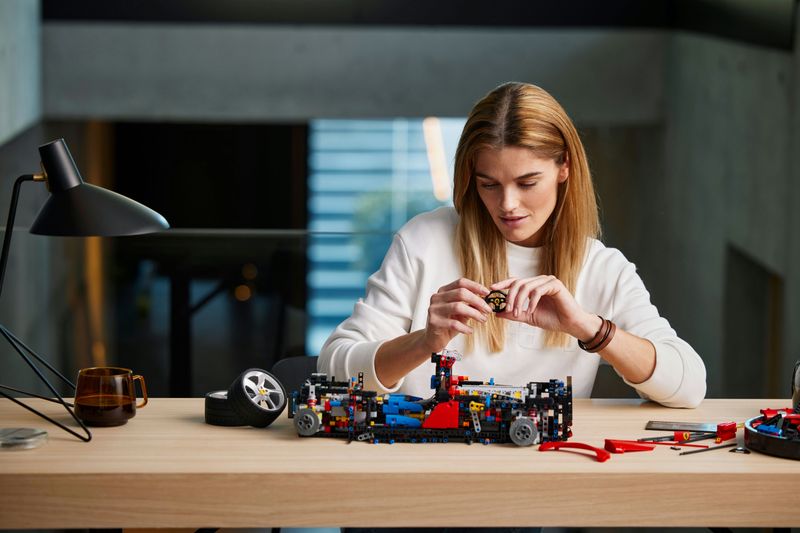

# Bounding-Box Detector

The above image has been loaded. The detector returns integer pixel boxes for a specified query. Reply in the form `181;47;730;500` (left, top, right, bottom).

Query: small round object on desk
744;415;800;460
227;368;287;428
204;390;246;427
0;428;48;450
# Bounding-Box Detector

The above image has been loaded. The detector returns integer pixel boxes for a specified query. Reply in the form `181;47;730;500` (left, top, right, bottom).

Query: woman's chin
504;231;534;245
502;228;545;247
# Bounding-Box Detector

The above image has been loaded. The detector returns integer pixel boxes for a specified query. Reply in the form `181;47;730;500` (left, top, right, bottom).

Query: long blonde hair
453;82;600;350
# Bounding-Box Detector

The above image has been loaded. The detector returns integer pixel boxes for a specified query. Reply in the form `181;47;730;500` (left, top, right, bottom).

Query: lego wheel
484;290;507;312
227;368;287;428
294;408;320;436
509;417;539;446
204;390;246;427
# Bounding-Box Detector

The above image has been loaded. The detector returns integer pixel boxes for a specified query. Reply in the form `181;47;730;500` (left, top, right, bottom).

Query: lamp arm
0;175;36;301
0;175;91;442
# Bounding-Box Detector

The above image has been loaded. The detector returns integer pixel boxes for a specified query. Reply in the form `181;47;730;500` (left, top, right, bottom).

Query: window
306;118;465;353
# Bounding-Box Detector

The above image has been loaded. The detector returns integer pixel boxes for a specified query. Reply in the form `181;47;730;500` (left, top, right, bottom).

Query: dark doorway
110;122;309;397
723;245;783;398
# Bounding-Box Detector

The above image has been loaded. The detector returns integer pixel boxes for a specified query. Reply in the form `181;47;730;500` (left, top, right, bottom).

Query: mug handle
133;375;148;408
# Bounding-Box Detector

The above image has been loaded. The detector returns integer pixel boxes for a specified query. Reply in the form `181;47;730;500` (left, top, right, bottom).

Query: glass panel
306;118;465;355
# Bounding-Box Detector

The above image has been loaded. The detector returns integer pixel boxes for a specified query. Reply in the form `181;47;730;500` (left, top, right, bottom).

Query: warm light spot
242;263;258;280
234;284;252;301
92;340;106;365
422;116;451;201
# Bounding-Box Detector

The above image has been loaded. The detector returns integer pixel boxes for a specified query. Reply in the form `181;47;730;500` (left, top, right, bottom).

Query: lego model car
289;350;572;445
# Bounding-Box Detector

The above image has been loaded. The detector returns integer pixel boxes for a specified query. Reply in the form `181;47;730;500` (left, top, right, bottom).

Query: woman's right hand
421;278;492;353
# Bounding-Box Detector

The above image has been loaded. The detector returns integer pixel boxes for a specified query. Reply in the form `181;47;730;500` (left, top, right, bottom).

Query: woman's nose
500;187;518;211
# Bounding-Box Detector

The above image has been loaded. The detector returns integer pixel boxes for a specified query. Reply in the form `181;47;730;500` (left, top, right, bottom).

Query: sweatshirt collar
505;240;543;262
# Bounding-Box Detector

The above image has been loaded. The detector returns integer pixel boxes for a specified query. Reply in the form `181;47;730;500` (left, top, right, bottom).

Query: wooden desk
1;398;797;528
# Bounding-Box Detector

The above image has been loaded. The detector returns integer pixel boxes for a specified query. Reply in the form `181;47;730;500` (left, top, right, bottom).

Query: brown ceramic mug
74;367;148;426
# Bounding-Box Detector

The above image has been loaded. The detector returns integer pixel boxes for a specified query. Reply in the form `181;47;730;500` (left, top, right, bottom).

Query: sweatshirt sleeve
610;259;707;408
317;233;417;393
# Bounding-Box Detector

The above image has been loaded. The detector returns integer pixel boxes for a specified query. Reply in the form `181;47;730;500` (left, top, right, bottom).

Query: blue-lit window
306;118;465;354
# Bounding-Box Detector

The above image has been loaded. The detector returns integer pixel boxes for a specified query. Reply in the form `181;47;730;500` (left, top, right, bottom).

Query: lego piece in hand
484;290;508;313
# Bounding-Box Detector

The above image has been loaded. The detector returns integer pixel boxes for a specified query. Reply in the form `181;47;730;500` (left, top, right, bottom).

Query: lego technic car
288;350;572;445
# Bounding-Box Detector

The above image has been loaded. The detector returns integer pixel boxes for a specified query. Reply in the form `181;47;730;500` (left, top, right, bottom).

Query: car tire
227;368;287;428
204;390;246;427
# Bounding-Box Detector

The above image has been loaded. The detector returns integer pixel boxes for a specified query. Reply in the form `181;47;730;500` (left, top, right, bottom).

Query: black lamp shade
30;139;169;236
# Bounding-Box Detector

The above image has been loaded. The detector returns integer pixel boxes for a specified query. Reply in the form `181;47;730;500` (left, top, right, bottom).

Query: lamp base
0;427;48;450
0;323;91;442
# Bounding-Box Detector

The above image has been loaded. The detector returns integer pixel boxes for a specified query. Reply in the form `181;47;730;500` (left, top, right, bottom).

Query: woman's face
474;146;568;247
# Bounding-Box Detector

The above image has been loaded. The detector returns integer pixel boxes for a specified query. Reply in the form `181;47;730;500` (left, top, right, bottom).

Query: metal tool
678;442;737;456
646;420;718;432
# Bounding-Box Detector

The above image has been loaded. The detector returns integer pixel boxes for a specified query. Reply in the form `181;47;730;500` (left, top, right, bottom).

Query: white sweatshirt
319;207;706;408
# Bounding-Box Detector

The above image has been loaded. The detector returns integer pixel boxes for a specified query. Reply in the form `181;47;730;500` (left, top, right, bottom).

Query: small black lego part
485;290;508;312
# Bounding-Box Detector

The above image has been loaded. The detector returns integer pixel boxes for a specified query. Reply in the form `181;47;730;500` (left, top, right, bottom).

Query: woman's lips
499;215;528;228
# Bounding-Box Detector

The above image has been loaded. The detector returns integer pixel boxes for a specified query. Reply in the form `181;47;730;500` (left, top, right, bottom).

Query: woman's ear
558;155;570;183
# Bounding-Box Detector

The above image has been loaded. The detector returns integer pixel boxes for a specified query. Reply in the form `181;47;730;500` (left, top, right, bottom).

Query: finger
439;277;490;297
446;301;489;323
494;309;524;323
429;301;486;327
525;278;560;320
511;276;553;317
528;276;564;317
429;312;475;334
525;283;549;320
489;278;517;290
507;277;543;317
447;319;473;336
504;279;523;317
440;287;493;314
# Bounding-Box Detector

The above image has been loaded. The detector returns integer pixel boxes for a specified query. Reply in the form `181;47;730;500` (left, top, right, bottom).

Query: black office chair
271;355;320;396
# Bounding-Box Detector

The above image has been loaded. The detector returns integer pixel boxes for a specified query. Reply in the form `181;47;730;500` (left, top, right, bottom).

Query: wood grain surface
0;398;797;528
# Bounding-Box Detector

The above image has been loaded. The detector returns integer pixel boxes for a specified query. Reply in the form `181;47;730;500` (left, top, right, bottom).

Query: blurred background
1;0;798;405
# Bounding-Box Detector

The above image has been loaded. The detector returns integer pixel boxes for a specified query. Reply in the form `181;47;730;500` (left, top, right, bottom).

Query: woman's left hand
490;276;598;340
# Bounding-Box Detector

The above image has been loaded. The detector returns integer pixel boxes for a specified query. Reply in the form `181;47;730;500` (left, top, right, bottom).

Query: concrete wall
591;33;794;398
788;10;800;403
42;23;665;125
0;0;41;146
660;33;792;397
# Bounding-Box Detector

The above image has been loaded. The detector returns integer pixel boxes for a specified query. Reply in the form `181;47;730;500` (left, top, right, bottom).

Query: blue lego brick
385;414;422;428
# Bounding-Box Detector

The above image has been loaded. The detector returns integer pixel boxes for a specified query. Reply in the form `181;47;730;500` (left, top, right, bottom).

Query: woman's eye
519;182;537;189
480;183;498;189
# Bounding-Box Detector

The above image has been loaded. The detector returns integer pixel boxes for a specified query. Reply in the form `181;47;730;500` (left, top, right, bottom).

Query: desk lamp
0;139;169;442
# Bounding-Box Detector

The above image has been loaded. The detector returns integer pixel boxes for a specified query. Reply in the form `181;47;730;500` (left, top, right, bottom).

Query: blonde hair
453;82;600;350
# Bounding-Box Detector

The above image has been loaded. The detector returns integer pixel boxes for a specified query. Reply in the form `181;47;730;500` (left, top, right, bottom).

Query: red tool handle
539;441;611;462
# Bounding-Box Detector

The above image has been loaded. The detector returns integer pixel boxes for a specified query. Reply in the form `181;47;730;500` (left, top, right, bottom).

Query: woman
319;82;706;408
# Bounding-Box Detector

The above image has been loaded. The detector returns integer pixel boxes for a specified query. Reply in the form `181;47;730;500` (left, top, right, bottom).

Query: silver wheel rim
242;370;284;412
